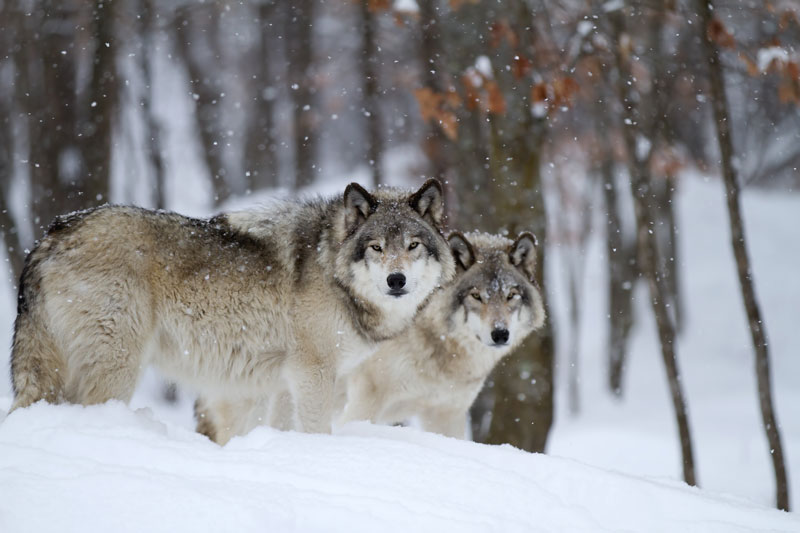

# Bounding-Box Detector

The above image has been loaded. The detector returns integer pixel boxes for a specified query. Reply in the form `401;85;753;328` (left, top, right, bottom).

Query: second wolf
338;231;546;438
10;179;454;438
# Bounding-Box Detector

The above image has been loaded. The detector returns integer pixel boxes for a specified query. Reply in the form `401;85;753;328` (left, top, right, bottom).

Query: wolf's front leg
285;349;336;433
268;385;295;431
336;372;382;426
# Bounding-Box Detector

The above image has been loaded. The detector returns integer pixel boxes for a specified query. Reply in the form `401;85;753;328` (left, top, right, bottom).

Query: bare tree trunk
554;168;592;415
417;0;449;186
14;1;112;236
696;0;790;511
243;1;279;191
359;0;383;186
173;5;231;204
9;0;115;240
139;0;167;209
80;0;118;204
661;175;683;331
648;1;683;334
0;4;24;283
611;10;696;486
0;186;22;285
285;0;317;189
0;108;21;282
601;154;636;395
0;151;23;284
16;2;77;235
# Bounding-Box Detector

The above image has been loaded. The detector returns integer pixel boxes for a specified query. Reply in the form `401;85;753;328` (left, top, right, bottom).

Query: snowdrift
1;401;796;533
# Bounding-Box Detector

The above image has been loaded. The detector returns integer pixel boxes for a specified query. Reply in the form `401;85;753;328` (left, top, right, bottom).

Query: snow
393;0;419;14
1;400;797;533
475;56;493;78
635;134;652;162
577;20;594;37
757;46;791;72
602;0;624;13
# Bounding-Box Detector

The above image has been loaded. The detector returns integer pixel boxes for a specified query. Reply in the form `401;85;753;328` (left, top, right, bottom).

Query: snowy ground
1;400;798;532
0;173;798;529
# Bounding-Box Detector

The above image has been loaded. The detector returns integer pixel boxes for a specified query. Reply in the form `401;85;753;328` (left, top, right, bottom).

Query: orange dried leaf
777;80;796;103
415;86;460;139
368;0;391;12
738;52;759;77
707;18;735;49
786;61;799;80
486;81;506;114
512;55;532;79
444;88;462;108
415;87;441;122
531;82;549;103
489;20;518;49
449;0;479;9
552;77;579;108
438;110;459;140
779;10;800;31
461;73;482;111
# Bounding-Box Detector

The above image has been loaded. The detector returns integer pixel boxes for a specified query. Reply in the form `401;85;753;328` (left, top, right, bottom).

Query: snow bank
0;401;796;533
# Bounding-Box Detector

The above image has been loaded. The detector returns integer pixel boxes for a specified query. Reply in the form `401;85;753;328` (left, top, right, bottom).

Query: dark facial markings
449;254;536;317
348;212;440;264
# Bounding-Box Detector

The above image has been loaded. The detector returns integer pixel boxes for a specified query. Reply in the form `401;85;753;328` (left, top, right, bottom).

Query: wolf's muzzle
491;328;510;346
387;273;407;296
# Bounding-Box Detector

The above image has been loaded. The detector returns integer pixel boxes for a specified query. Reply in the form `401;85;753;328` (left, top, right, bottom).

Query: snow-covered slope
0;400;796;533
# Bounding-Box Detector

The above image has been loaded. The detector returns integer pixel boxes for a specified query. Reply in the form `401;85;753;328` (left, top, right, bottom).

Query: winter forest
0;0;799;530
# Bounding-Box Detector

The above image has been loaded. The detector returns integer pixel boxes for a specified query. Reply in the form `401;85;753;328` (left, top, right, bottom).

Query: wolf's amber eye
408;242;419;250
371;244;382;252
470;291;482;302
507;290;519;301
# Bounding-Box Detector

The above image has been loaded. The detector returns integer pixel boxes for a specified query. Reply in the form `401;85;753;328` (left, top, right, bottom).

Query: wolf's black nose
491;328;510;345
387;273;406;290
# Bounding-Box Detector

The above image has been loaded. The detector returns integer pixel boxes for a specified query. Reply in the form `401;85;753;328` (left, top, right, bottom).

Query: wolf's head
446;231;545;352
335;179;455;338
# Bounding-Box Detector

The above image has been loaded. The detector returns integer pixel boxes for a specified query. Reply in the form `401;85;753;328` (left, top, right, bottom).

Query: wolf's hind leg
10;312;67;411
63;300;150;404
70;355;142;404
67;335;145;405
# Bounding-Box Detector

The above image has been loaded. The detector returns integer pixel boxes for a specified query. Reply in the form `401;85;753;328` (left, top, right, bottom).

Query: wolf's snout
491;328;510;345
387;273;406;292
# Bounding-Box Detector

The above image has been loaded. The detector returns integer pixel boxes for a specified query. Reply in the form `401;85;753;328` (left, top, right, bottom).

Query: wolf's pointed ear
409;178;444;228
344;182;377;232
448;232;475;271
509;232;539;282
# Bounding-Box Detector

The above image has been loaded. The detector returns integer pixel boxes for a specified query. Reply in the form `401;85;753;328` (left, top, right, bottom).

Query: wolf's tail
9;250;66;411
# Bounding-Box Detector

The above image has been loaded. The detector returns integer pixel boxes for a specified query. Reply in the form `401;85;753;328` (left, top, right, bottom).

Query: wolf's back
9;204;284;410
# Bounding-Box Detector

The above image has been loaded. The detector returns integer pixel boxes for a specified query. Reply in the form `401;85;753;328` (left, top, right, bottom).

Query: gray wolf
337;231;546;438
10;179;454;439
